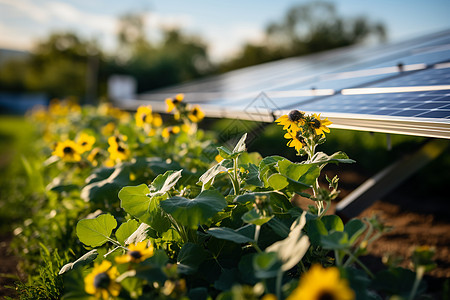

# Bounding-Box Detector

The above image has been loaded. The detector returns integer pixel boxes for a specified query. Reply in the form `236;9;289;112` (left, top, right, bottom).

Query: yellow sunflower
152;113;163;127
101;122;116;136
77;133;96;153
162;126;180;138
52;140;83;162
84;260;121;300
284;130;306;152
188;105;205;123
309;114;332;136
275;110;305;131
107;136;129;162
115;241;154;264
287;265;354;300
87;147;102;167
135;105;153;128
166;93;184;113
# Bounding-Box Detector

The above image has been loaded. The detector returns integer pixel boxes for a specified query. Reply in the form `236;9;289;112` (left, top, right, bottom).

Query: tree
220;1;387;72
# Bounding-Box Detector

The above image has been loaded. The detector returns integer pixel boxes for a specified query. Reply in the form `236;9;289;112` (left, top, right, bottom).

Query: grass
0;115;37;235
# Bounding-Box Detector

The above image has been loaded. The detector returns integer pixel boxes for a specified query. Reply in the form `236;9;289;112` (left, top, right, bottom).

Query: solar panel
118;30;450;139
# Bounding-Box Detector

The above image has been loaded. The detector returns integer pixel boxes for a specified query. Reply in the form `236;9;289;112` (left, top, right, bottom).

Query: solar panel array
118;30;450;139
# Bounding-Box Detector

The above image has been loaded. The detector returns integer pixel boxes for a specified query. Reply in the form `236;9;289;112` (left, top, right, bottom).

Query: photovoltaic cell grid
125;30;450;138
286;67;450;119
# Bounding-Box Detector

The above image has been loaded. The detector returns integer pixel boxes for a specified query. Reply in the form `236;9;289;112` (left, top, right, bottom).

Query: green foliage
76;213;117;247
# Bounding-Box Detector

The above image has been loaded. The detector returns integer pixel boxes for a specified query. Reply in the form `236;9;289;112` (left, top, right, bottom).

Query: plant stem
344;250;375;279
276;270;283;300
408;266;425;300
104;246;121;258
254;225;261;243
334;249;342;266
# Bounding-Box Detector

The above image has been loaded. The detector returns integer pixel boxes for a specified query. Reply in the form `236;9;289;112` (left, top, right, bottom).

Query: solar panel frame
118;30;450;139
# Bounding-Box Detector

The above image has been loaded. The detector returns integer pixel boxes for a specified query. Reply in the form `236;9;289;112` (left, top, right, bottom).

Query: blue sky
1;0;449;61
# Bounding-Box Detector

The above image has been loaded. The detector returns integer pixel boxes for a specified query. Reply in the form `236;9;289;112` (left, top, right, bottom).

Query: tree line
0;1;386;102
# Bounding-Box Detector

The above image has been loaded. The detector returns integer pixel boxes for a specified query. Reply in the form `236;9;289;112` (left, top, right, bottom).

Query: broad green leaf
266;212;310;271
217;146;234;159
119;184;152;222
267;173;289;190
81;165;130;203
214;268;239;291
198;163;227;190
268;173;310;191
242;163;264;187
344;219;367;244
149;170;183;196
207;226;255;244
259;156;284;187
322;215;344;232
235;191;292;212
267;218;290;239
115;219;140;245
241;208;273;226
238;152;262;166
253;252;282;278
232;133;247;153
76;214;117;247
177;243;209;274
306;218;328;246
125;223;150;245
311;151;355;166
372;267;426;297
277;159;318;183
161;190;227;228
59;250;98;275
320;231;349;250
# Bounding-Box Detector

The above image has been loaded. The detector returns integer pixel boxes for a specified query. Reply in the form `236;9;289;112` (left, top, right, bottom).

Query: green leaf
259;156;284;187
232;133;247;153
253;252;282;278
266;212;310;271
124;223;150;245
115;219;140;245
242;163;264;187
76;214;117;247
149;170;183;196
207;226;255;244
198;163;227;190
322;215;344;232
344;219;367;244
119;184;152;222
161;190;227;228
81;165;130;203
306;218;328;246
320;231;350;250
277;159;319;185
267;218;290;239
311;151;355;166
241;208;273;226
177;243;209;274
214;268;239;291
217;146;234;159
268;173;310;191
267;173;289;190
59;250;98;275
372;267;426;297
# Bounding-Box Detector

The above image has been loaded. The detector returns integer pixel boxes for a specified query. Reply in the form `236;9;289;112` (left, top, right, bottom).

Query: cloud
204;23;266;61
0;0;49;22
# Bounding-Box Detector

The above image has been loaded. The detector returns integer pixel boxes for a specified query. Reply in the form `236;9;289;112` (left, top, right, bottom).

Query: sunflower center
129;250;142;259
142;114;147;122
63;146;74;154
288;110;304;122
93;272;110;289
317;291;336;300
117;145;125;153
311;118;321;129
115;137;120;143
81;142;87;146
173;98;181;105
192;108;198;116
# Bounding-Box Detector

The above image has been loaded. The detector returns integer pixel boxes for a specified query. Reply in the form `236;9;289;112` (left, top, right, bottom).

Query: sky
0;0;450;61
